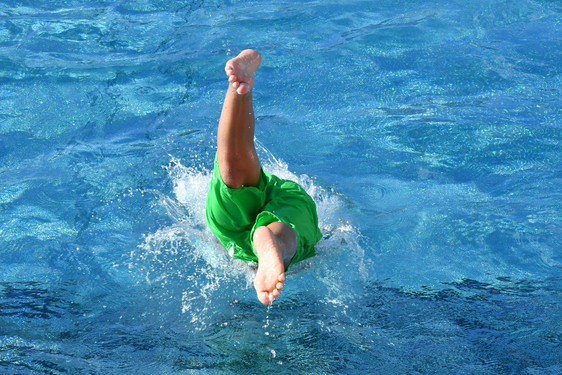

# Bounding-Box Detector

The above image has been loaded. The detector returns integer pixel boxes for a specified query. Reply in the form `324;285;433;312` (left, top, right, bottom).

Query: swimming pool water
1;0;561;373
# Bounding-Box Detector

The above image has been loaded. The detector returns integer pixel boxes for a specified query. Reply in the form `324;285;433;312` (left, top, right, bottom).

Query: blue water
1;0;561;373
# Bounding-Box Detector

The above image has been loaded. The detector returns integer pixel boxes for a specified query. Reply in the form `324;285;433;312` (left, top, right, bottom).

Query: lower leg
217;50;262;188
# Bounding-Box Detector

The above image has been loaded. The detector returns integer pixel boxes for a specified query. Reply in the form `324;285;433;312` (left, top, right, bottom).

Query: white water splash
132;145;368;327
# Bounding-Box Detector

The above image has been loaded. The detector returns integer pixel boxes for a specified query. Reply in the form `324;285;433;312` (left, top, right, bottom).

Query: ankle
253;227;283;258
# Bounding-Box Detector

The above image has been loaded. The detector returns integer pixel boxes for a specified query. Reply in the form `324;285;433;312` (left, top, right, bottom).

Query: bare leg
217;49;262;188
217;49;298;305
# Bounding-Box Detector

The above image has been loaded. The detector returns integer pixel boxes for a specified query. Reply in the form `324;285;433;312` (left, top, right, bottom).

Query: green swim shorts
205;156;322;270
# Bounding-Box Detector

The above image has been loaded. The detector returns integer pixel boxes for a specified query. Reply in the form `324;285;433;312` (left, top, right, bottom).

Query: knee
220;168;245;189
218;159;260;188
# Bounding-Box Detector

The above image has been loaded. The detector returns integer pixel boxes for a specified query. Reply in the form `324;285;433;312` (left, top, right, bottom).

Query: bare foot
253;226;286;305
225;49;262;95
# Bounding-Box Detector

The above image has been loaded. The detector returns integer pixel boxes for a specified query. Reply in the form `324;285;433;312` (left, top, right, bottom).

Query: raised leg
217;49;298;305
217;49;262;188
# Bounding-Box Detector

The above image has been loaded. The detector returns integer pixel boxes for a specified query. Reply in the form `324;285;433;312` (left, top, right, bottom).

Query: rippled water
1;0;561;374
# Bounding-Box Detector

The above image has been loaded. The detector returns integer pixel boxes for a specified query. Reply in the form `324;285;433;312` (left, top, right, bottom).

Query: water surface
1;0;561;373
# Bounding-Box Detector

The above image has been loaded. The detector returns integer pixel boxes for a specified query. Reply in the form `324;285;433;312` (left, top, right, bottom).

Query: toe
237;83;249;95
257;292;270;305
